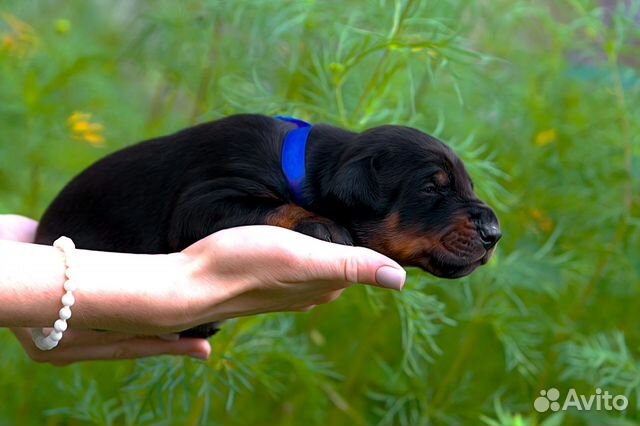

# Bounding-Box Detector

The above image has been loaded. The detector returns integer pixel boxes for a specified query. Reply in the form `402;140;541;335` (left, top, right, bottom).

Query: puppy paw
294;219;354;245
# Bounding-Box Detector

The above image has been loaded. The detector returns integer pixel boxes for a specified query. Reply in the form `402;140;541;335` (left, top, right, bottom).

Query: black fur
36;114;501;338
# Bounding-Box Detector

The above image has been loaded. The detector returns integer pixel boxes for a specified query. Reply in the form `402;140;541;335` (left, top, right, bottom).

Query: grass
0;0;639;425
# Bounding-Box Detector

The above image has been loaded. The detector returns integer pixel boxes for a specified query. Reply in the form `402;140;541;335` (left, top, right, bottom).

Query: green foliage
1;0;639;424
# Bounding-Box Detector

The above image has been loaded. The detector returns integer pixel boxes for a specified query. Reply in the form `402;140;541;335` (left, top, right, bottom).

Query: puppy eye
423;183;437;194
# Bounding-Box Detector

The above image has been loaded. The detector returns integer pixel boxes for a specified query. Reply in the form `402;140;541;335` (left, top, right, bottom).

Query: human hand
0;214;211;365
1;216;406;364
10;327;210;366
0;214;38;243
166;225;406;332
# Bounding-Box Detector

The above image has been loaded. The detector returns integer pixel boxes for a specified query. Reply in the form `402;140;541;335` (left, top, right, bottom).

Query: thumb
304;243;406;291
0;214;38;243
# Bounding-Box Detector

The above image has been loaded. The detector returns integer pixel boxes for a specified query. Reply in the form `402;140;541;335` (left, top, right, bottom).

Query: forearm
0;240;187;333
1;222;405;340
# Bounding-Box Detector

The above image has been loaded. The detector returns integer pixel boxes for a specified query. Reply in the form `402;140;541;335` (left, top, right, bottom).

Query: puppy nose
469;204;502;249
479;223;501;249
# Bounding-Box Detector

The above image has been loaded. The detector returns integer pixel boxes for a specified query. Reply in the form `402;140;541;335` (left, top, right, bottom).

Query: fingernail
188;351;209;360
375;265;406;290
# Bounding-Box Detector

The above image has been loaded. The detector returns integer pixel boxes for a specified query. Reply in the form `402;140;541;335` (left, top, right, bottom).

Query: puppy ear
325;155;380;211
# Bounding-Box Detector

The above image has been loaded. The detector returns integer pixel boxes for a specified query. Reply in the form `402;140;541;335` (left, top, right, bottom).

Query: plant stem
429;317;480;412
348;0;415;124
190;17;221;124
608;54;634;215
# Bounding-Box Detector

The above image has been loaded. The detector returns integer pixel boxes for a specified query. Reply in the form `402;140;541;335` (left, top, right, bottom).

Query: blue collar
275;116;312;207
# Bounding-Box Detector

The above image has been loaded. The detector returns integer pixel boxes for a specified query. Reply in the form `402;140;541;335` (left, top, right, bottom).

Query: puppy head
327;125;501;279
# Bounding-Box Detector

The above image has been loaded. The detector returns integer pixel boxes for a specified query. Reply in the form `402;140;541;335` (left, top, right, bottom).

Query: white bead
63;280;77;292
54;319;68;332
49;330;64;342
32;236;77;351
61;292;75;307
59;306;72;320
34;337;49;351
64;268;76;280
34;336;45;349
34;333;57;350
43;337;58;349
31;328;45;340
53;236;75;252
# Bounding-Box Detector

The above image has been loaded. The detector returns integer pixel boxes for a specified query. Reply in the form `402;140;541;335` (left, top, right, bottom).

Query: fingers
209;226;406;290
298;243;406;290
58;329;139;346
10;327;211;366
17;327;139;346
0;214;39;243
287;227;406;290
181;225;404;324
41;337;211;366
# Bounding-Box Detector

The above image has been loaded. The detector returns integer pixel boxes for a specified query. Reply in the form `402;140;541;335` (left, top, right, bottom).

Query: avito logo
534;388;628;413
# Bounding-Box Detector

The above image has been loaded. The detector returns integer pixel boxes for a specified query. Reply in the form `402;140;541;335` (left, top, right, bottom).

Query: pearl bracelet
31;236;77;351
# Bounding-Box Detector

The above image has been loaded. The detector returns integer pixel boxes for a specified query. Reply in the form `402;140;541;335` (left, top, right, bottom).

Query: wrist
177;240;237;325
0;241;67;327
70;250;192;334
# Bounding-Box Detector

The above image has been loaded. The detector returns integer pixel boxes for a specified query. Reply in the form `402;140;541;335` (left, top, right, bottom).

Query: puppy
36;114;501;338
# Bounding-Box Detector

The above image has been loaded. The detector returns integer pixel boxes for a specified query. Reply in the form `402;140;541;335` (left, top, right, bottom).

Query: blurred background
1;0;639;425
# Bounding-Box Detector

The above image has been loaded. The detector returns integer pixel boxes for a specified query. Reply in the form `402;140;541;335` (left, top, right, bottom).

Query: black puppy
36;114;501;337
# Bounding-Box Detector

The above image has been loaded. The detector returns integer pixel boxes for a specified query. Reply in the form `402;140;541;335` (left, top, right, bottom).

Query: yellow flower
71;120;91;133
68;111;91;125
0;13;38;57
1;34;15;51
67;111;105;146
531;208;553;232
82;132;105;145
534;128;557;146
539;218;553;232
